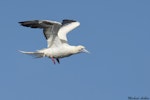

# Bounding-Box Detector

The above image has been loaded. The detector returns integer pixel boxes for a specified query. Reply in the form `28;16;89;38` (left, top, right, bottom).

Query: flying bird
19;19;89;64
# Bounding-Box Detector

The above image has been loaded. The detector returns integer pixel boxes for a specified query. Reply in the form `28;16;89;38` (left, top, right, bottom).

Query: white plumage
19;19;89;64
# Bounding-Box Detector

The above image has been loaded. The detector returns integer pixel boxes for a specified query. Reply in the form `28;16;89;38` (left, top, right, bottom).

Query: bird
19;19;89;64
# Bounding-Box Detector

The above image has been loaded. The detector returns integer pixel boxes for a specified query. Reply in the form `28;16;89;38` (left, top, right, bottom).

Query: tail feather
19;50;44;58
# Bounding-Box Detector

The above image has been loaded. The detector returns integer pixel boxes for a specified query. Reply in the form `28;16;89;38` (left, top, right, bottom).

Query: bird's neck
70;46;79;54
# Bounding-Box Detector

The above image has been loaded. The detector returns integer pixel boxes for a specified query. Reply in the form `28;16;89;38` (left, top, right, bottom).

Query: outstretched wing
19;20;62;47
58;19;80;42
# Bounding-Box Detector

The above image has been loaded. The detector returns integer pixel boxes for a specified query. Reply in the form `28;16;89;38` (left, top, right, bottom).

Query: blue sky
0;0;150;100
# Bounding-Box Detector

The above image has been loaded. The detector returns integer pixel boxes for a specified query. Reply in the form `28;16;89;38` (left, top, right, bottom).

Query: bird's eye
80;48;84;51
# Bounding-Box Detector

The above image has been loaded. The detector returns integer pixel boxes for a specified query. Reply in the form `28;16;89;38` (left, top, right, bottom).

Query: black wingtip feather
18;20;43;28
62;19;77;25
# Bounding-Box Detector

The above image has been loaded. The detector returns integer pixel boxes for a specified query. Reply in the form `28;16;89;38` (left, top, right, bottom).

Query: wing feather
19;20;62;48
19;19;80;48
58;20;80;42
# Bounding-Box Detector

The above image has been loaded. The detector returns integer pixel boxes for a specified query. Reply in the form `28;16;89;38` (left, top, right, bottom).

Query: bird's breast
40;47;73;58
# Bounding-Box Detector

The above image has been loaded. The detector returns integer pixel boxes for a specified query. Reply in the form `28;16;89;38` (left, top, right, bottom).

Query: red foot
51;57;56;64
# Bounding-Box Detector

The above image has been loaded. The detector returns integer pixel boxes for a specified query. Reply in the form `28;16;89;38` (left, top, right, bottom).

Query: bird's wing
19;20;62;48
58;19;80;43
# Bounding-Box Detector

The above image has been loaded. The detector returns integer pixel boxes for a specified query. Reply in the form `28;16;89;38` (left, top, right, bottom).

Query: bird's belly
52;51;72;58
40;48;72;58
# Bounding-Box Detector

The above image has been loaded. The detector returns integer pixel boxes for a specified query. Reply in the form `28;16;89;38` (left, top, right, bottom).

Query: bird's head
76;45;89;53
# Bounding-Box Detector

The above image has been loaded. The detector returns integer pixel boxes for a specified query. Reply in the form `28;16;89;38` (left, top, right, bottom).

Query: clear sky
0;0;150;100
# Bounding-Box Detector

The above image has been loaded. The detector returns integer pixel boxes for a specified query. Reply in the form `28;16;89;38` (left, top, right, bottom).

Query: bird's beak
82;48;90;53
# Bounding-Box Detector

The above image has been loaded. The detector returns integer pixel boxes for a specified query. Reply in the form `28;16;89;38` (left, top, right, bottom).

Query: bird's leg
56;58;60;64
51;57;56;64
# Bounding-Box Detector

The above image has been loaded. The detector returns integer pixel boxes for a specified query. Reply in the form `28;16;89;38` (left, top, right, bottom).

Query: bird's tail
19;50;45;58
